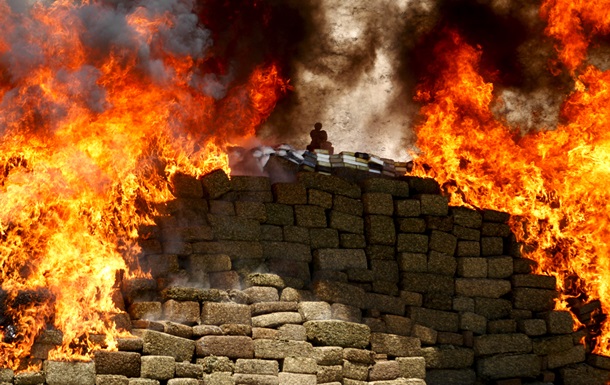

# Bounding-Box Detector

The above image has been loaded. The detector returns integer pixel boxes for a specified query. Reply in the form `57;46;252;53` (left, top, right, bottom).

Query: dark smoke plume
252;0;600;156
4;0;605;158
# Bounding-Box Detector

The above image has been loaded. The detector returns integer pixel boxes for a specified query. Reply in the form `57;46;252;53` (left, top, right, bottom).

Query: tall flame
0;0;287;369
541;0;610;73
412;4;610;354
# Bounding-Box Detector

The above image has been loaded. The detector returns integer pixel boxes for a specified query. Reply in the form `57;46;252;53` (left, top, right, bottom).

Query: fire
412;6;610;354
0;0;287;369
541;0;610;73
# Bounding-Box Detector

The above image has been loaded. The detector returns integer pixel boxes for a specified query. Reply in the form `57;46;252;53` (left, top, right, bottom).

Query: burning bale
4;167;605;385
2;0;610;384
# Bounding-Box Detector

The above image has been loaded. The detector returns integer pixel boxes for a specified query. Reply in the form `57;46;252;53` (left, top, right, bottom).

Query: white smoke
261;0;433;160
493;88;563;133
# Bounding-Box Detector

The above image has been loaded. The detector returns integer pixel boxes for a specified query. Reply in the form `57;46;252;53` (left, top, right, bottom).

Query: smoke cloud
3;0;606;158
261;0;433;160
257;0;607;158
0;0;220;137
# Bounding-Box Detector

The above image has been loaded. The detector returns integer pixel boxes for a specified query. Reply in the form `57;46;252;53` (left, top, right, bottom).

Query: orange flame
0;0;287;369
412;25;610;354
541;0;610;73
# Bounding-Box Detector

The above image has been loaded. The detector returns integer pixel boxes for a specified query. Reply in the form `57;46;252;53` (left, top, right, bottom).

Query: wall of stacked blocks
3;169;610;385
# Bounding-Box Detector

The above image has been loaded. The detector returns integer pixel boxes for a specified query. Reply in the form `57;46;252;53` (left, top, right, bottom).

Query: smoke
55;66;108;113
78;0;213;86
5;0;35;13
257;0;594;157
414;0;571;134
261;0;432;160
1;0;601;157
0;0;221;136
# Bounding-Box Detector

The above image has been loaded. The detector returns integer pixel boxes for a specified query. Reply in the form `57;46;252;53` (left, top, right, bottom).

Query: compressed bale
365;215;396;245
44;361;95;385
140;356;175;381
418;194;448;216
333;195;364;216
200;169;231;199
231;175;271;191
308;188;333;208
272;183;307;205
394;200;421;217
195;336;254;359
421;347;474;369
133;329;195;362
397;234;429;253
235;201;267;221
329;210;364;234
253;339;314;359
477;354;540;380
473;333;532;356
264;203;294;226
370;333;421;357
304;320;370;348
429;231;457;255
407;307;459;332
313;249;367;271
312;280;365;308
201;302;251;325
94;351;141;378
362;193;394;215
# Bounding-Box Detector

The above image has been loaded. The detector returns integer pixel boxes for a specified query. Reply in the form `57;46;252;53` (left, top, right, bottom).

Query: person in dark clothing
307;122;334;154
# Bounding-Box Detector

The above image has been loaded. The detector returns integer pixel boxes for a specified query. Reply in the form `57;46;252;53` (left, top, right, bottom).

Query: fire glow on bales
2;0;610;372
0;0;288;369
412;0;610;354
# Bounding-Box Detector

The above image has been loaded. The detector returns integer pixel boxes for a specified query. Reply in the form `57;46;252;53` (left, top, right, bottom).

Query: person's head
314;122;322;131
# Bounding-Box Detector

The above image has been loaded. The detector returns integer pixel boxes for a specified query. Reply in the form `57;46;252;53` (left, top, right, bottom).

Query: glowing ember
411;4;610;355
0;0;287;369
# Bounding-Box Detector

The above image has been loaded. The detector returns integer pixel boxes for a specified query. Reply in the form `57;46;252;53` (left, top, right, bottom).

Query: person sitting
307;122;334;154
